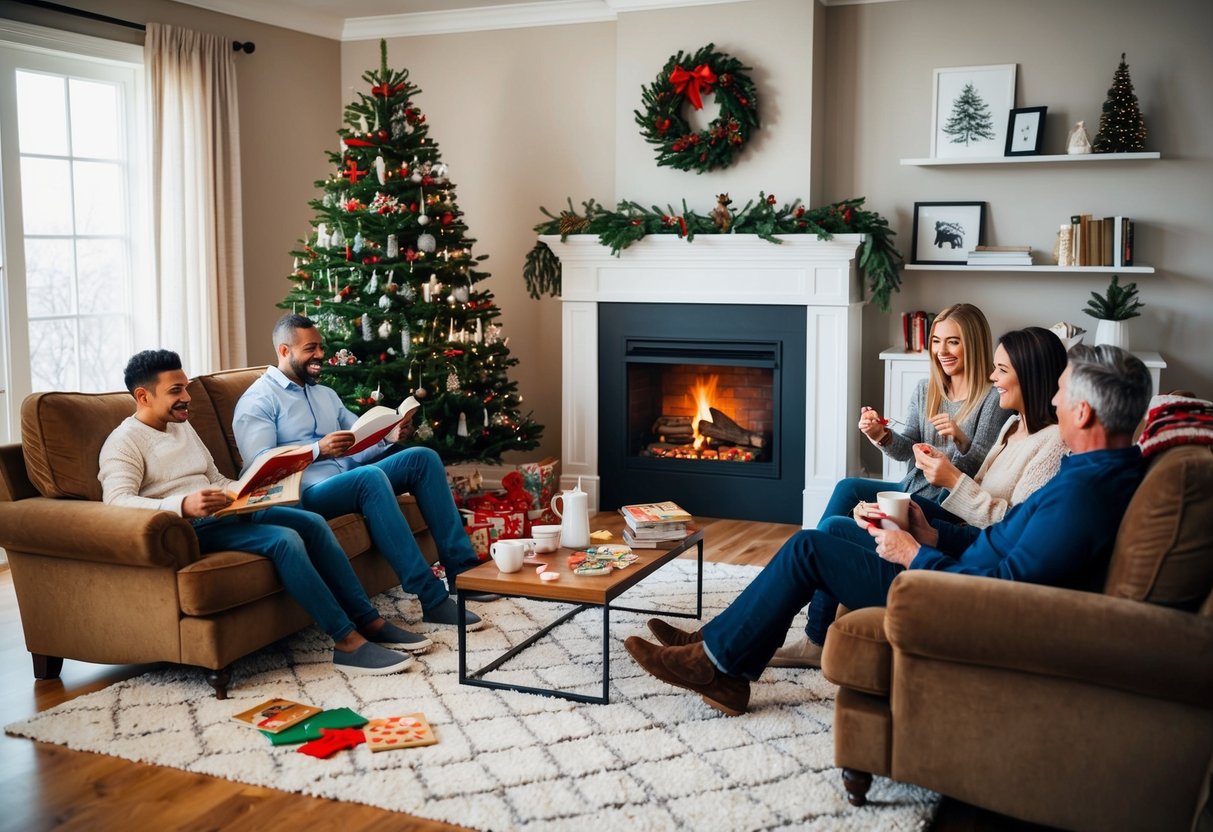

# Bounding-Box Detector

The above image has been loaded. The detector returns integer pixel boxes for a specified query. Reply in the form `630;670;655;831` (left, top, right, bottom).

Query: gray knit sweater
878;381;1011;499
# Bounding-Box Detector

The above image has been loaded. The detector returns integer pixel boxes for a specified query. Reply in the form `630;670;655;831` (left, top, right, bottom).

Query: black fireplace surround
598;303;807;523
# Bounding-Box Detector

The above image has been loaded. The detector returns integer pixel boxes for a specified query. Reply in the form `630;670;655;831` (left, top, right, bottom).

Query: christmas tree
281;41;542;463
1093;53;1147;153
942;83;995;146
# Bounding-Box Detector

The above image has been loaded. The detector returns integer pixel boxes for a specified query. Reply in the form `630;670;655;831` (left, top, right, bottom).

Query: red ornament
795;206;805;217
328;356;339;365
378;130;388;140
340;285;352;297
843;207;853;224
379;352;388;361
767;194;777;205
341;157;367;183
441;212;454;225
346;357;356;365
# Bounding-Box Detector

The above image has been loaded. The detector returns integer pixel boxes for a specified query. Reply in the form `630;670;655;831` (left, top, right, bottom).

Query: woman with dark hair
910;326;1069;526
771;326;1069;668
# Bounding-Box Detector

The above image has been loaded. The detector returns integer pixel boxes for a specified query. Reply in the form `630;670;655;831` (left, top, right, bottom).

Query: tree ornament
415;419;434;440
399;322;410;356
453;285;469;303
635;43;760;174
400;282;416;301
316;222;330;248
361;314;373;341
417;232;437;253
370;385;383;403
456;412;469;437
446;370;460;391
1093;53;1148;153
414;386;428;400
364;270;379;293
374;154;386;185
386;233;399;259
378;320;392;338
353;231;364;253
378;294;392;310
417;213;431;226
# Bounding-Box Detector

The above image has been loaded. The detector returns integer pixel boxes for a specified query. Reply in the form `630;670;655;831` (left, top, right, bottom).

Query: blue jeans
302;446;478;612
702;528;905;680
193;507;378;642
804;477;960;644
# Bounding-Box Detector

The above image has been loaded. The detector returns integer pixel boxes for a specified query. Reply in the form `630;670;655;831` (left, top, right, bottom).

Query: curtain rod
12;0;255;52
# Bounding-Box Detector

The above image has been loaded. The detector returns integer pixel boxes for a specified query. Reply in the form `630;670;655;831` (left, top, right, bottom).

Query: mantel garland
634;43;760;174
523;193;904;311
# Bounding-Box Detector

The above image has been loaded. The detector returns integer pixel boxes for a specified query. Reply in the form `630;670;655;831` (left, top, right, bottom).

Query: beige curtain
145;23;246;372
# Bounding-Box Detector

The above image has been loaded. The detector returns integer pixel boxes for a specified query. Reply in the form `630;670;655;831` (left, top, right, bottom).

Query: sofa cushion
197;367;266;474
821;606;891;696
178;513;373;616
1104;445;1213;610
21;391;134;500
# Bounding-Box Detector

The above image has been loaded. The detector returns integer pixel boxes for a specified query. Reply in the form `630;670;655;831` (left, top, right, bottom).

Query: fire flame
691;374;719;449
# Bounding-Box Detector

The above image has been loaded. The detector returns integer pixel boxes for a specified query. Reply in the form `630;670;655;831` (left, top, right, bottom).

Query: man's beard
289;355;320;386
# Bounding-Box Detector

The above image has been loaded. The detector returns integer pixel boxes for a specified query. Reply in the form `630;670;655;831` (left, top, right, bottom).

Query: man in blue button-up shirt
233;314;486;630
625;345;1153;716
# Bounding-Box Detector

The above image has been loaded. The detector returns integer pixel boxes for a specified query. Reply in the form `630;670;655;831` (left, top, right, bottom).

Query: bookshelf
900;152;1160;166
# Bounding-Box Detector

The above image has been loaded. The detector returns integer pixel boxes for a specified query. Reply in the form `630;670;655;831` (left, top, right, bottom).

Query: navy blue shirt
911;445;1144;589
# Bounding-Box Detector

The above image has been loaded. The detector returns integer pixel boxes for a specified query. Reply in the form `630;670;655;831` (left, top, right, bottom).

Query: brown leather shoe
624;637;750;716
647;618;703;648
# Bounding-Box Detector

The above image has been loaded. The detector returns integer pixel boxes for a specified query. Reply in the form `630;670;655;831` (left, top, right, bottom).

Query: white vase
1094;319;1129;350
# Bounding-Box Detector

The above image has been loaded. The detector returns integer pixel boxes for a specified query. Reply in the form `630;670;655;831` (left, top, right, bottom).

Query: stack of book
620;500;692;548
1062;215;1134;267
966;245;1033;266
899;310;936;352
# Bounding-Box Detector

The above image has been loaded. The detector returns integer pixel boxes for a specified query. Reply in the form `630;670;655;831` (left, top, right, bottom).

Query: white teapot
550;478;590;549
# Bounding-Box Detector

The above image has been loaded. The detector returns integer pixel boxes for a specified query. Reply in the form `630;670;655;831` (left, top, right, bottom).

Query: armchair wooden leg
205;666;232;700
31;653;64;680
842;768;873;806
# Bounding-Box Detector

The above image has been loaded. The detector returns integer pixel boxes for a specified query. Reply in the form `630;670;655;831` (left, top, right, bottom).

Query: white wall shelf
900;152;1160;166
904;264;1154;273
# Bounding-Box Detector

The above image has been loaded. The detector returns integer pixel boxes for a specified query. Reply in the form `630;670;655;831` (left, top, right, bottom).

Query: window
0;20;151;439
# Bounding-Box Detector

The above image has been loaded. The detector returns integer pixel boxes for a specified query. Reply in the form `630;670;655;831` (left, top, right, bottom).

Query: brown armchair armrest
0;497;200;569
884;570;1213;709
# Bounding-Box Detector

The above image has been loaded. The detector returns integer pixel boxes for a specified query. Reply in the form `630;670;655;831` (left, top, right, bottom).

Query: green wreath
634;43;759;174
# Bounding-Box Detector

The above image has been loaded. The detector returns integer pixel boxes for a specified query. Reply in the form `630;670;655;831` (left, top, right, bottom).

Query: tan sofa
0;367;436;699
822;443;1213;831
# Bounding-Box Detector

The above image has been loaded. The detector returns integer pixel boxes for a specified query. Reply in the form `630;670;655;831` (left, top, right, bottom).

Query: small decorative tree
942;83;995;146
1093;53;1148;153
1083;274;1144;349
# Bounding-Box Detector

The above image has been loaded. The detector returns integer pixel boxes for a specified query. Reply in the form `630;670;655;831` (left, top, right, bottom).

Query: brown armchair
823;443;1213;831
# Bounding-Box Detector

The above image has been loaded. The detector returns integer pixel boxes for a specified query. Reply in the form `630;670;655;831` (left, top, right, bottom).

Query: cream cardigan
940;416;1067;527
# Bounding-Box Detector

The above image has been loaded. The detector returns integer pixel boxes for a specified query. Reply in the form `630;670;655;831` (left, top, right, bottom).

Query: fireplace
546;234;865;527
599;303;805;522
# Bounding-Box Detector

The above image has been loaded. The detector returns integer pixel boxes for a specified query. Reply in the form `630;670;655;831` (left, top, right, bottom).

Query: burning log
652;415;694;444
698;407;765;448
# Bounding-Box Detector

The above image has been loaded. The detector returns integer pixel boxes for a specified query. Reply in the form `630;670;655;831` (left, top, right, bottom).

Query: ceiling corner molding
173;0;344;39
818;0;906;6
342;0;616;41
604;0;752;10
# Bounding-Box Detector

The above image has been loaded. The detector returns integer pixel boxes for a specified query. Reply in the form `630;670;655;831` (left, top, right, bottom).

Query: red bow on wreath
669;63;717;110
370;82;404;97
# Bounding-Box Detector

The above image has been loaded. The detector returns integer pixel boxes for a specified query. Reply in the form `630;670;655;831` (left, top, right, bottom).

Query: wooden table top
455;513;702;605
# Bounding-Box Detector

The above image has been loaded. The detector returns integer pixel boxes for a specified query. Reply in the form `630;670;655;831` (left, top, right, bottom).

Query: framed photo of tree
930;65;1017;159
911;202;986;265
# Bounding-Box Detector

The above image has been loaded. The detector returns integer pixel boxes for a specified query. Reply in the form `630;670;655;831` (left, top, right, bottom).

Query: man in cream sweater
98;349;428;675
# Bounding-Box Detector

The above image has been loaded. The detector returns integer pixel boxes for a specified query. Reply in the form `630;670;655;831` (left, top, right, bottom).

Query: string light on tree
1093;52;1148;153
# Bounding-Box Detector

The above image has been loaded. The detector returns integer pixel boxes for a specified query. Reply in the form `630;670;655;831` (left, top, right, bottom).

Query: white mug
876;491;911;530
490;539;527;573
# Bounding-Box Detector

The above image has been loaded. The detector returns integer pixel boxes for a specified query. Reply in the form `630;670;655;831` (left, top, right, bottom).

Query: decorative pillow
1104;445;1213;610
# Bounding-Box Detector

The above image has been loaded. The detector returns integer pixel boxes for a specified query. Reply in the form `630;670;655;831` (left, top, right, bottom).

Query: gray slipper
333;641;413;675
422;597;484;630
366;620;432;653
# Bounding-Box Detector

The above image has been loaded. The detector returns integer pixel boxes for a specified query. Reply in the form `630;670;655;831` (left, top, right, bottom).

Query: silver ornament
378;294;392;310
386;234;399;259
417;232;437;253
417;213;431;226
361;314;373;341
378;320;392;338
353;232;364;253
415;419;433;441
453;286;469;303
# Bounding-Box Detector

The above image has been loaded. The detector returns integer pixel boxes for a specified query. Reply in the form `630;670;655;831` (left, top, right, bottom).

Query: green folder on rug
260;707;368;746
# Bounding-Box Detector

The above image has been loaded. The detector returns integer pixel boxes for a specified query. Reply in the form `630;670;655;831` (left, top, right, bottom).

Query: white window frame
0;19;153;442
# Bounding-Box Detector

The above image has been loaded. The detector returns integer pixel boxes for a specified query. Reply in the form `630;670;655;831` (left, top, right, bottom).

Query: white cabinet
877;346;1166;482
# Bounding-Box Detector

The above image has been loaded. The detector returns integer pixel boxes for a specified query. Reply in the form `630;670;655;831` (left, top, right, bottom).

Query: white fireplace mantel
544;233;867;527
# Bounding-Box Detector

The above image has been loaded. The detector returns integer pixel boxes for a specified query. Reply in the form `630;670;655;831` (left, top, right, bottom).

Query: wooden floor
0;517;1049;831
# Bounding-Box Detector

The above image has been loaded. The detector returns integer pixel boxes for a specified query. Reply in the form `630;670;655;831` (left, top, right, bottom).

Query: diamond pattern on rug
5;560;937;831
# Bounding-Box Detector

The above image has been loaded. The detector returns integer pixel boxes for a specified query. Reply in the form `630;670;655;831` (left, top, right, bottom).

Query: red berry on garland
843;207;853;223
328;356;339;365
346;357;356;365
795;206;805;217
380;352;387;361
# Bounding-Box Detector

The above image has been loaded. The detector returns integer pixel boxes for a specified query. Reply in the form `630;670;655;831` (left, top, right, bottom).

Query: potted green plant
1083;274;1143;349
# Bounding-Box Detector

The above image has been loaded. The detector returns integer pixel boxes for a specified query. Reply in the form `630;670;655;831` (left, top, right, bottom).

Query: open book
226;444;313;499
231;697;322;734
214;470;303;517
344;396;421;456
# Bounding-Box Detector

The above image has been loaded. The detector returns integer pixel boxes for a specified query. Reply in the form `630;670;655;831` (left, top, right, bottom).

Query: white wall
822;0;1213;470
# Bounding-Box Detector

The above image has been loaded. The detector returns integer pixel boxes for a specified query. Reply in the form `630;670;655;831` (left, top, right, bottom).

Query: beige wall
822;0;1213;470
0;0;340;368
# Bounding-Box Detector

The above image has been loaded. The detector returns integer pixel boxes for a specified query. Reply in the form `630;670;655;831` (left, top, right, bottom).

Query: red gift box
464;523;492;560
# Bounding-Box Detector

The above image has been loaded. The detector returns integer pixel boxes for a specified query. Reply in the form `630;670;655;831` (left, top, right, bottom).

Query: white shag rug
6;560;937;831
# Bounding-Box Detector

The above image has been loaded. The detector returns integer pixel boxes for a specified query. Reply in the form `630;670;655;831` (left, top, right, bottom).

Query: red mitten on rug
296;727;367;759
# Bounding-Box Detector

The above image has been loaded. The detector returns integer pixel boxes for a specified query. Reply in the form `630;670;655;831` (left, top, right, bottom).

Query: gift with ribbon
516;456;561;527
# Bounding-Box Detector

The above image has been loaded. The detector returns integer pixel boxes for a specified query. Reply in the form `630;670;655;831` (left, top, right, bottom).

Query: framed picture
930;64;1017;159
1005;106;1047;156
911;202;986;265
